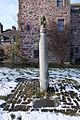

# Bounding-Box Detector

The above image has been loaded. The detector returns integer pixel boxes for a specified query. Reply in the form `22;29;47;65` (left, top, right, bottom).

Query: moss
0;96;8;101
35;91;47;98
12;100;17;104
65;109;77;116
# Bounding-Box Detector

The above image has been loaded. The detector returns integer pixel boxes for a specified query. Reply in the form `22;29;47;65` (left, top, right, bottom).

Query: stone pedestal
39;25;48;92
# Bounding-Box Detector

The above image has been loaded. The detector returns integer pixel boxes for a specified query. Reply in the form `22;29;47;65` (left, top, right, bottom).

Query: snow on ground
0;111;80;120
0;67;39;96
0;67;80;99
0;100;5;105
0;67;80;120
49;68;80;83
0;81;17;96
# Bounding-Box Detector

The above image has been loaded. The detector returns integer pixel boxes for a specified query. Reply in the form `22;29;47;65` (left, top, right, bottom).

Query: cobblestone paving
1;79;80;115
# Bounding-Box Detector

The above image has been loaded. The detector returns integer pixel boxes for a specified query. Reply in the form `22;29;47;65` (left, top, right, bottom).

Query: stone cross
39;15;48;92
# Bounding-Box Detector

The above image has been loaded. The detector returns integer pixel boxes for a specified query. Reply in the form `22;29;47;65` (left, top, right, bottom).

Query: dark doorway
75;58;80;65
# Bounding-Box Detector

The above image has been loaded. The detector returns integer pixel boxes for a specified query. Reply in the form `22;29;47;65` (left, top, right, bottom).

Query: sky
0;0;80;30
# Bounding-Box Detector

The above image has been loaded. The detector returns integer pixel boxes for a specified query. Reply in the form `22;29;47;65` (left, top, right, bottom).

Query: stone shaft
39;25;48;92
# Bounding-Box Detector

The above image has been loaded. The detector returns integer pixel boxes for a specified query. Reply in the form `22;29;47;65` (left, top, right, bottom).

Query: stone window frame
74;46;79;54
57;19;64;31
33;50;39;59
57;0;63;7
20;27;24;32
56;0;70;7
27;24;30;32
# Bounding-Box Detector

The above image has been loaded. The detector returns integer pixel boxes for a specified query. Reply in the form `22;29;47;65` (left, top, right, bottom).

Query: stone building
0;23;17;61
18;0;70;63
70;5;80;64
0;24;17;44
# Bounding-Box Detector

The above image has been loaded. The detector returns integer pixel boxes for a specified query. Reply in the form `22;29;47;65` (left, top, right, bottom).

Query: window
34;50;39;59
27;25;30;31
57;19;64;31
21;27;24;32
57;0;63;7
75;47;78;53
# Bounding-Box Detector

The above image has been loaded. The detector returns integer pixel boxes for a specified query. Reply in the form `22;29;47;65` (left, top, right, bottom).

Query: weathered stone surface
15;78;26;82
15;105;27;111
39;24;48;92
33;98;59;108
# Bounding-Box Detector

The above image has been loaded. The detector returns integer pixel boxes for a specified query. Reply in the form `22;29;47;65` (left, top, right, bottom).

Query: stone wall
18;0;70;63
70;5;80;64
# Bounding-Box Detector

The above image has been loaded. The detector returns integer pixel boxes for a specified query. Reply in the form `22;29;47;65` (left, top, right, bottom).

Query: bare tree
10;32;22;63
48;21;70;64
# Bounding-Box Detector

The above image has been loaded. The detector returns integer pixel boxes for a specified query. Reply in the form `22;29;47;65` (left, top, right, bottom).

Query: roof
71;3;80;13
1;29;18;40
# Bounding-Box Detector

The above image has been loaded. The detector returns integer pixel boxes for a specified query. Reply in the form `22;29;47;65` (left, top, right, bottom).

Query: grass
2;58;80;69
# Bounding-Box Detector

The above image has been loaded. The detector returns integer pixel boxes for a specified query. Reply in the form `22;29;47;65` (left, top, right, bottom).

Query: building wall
18;0;70;63
70;5;80;64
